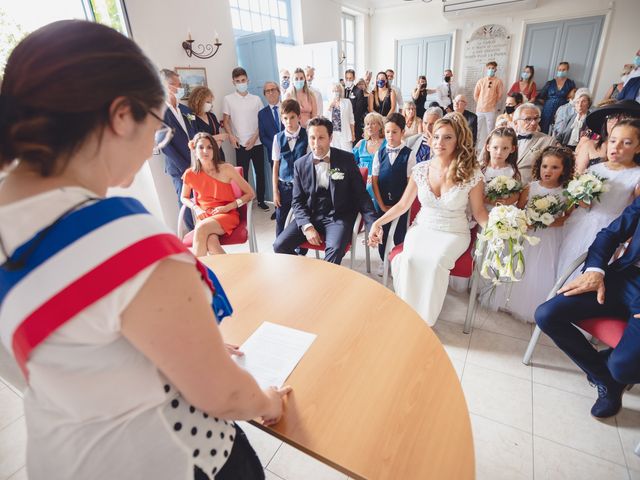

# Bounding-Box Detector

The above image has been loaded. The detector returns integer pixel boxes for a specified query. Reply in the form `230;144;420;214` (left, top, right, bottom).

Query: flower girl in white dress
557;120;640;280
368;113;488;327
481;126;522;209
506;146;575;322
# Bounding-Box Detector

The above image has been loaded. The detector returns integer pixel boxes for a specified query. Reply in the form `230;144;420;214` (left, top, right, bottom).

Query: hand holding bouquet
563;172;609;208
485;175;523;203
526;194;565;230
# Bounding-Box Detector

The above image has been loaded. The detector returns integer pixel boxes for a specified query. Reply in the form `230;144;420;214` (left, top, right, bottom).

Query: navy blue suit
273;148;377;264
258;104;283;162
535;196;640;387
162;103;196;230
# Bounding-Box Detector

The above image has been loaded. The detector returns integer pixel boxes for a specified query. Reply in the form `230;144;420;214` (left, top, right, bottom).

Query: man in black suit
344;69;368;142
273;117;377;265
453;94;478;145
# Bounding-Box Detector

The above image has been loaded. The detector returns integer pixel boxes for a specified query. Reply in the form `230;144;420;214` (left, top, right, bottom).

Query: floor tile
431;319;471;362
531;343;595;398
0;417;27;479
264;469;285;480
466;329;532;381
615;406;640;472
532;383;625;465
474;308;533;342
237;422;282;468
471;414;533;480
438;288;470;325
462;363;532;433
0;389;23;431
267;442;348;480
533;436;629;480
8;467;27;480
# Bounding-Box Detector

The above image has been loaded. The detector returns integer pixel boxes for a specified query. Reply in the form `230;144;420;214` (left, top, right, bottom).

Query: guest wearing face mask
474;61;505;150
435;69;460;113
325;82;355;151
188;86;228;161
412;76;433;119
369;71;396;118
385;69;403;112
305;65;323;113
601;64;634;103
280;69;291;91
618;49;640;103
284;67;317;127
537;61;577;134
508;65;537;102
495;92;523;128
553;87;590;140
344;68;368;142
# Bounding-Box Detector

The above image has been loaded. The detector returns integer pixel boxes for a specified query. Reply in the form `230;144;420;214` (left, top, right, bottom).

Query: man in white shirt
305;66;323;113
223;67;269;210
385;69;403;112
435;69;460;113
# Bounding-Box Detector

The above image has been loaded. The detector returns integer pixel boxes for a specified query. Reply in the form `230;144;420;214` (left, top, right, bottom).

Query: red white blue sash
0;197;232;379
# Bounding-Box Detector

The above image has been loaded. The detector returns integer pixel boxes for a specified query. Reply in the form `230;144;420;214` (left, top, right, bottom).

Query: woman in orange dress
181;132;255;255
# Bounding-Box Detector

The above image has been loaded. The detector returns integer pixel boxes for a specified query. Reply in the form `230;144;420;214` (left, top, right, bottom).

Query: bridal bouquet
563;172;609;208
525;194;565;230
485;175;523;202
476;205;540;284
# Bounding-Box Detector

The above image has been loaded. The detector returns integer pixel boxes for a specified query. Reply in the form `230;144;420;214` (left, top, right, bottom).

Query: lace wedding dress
391;161;483;326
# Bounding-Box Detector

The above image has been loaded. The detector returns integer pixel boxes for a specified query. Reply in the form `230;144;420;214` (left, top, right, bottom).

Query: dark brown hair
0;20;164;176
486;61;498;68
281;99;301;116
611;119;640;164
188;132;224;173
386;112;406;130
533;146;575;186
231;67;247;79
307;116;333;136
480;127;521;181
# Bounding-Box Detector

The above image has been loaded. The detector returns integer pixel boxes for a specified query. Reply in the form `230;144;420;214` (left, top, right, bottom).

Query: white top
271;126;310;163
223;91;264;147
392;85;403;111
325;98;355;141
483;165;516;183
569;114;587;146
310;86;323;114
435;81;460;109
166;101;188;134
0;187;235;480
315;152;331;190
371;142;417;176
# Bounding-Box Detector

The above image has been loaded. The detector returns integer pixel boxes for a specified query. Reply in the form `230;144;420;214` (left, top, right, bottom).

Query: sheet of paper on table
234;321;317;390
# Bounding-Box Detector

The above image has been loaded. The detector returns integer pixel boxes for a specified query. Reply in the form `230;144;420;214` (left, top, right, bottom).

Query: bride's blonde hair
433;112;478;185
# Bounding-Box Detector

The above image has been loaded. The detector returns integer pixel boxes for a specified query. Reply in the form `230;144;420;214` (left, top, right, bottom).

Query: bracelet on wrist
236;198;244;208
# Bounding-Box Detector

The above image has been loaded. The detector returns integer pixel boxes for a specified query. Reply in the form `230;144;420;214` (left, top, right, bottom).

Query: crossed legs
192;217;226;256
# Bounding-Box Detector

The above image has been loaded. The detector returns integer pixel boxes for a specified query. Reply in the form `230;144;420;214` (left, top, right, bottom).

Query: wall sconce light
339;51;346;65
182;30;222;59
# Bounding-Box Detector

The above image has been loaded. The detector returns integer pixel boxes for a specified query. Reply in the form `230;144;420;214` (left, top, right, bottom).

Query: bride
368;113;488;326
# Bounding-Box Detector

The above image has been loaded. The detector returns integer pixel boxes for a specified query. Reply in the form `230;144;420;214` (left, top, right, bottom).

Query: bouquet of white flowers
476;204;540;284
563;172;609;208
525;194;565;230
485;175;523;202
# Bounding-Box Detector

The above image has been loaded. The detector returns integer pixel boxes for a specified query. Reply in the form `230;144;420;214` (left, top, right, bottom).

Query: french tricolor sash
0;196;232;379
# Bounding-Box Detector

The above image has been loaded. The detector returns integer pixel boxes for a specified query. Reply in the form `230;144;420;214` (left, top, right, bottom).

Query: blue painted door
235;30;279;201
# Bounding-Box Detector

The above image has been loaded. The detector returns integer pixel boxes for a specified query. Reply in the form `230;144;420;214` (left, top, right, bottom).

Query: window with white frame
84;0;131;36
341;12;356;73
229;0;294;44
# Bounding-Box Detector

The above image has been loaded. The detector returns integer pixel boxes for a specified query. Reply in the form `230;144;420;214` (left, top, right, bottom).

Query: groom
273;116;377;264
535;196;640;418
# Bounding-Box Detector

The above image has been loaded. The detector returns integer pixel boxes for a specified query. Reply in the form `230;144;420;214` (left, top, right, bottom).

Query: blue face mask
634;56;640;67
281;79;290;90
173;87;185;99
487;69;496;77
293;80;305;90
521;72;530;80
376;79;386;88
556;70;567;78
235;82;248;93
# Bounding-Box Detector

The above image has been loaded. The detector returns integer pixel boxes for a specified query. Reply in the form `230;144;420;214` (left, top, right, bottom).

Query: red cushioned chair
283;167;371;271
523;252;628;365
177;166;257;253
381;199;481;332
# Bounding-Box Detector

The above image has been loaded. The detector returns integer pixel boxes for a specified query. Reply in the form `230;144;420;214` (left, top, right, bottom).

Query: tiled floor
1;204;639;480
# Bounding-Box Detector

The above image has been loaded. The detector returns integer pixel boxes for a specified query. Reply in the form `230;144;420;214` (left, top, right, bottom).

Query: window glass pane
346;18;354;40
278;0;287;18
238;0;250;10
346;43;355;64
251;12;262;31
271;16;280;33
279;19;289;38
249;0;261;11
270;0;279;15
90;0;126;35
230;9;241;29
229;0;239;6
229;0;291;42
240;10;252;30
260;0;270;14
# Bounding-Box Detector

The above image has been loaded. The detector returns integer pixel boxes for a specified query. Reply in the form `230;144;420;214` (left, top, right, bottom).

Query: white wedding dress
391;161;483;326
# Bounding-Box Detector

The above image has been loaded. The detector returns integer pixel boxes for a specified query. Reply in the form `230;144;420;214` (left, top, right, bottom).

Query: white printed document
234;322;317;390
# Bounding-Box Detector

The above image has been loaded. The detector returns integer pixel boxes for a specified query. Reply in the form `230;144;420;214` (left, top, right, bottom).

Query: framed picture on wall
175;67;208;99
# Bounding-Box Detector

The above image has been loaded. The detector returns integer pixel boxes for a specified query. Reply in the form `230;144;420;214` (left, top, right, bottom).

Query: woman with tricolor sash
0;20;290;480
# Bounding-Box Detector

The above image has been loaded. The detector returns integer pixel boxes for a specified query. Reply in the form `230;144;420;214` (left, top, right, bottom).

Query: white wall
367;0;640;102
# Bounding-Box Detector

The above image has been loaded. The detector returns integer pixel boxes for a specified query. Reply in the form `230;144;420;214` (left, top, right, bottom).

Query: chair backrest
359;167;368;184
409;197;421;223
230;166;247;223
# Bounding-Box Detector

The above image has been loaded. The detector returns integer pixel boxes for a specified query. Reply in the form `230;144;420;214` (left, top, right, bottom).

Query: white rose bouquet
476;205;540;284
485;175;523;202
525;194;565;230
563;172;609;208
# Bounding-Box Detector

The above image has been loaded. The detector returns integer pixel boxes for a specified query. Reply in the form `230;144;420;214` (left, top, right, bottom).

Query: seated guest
557;89;592;149
159;68;196;229
284;67;317;127
513;103;559;183
453;94;478;145
353;112;387;207
495;92;523;128
325;82;355;152
273;117;377;264
272;99;308;236
402;101;422;138
223;67;269;210
618;48;640;101
188;85;228;160
600;64;634;103
372;113;416;275
508;65;537;102
411;106;443;163
552;87;590;139
535;132;640;417
538;61;577;133
182;132;255;255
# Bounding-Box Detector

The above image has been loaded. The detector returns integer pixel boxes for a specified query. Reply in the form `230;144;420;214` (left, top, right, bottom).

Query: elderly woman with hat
575;99;640;173
556;88;593;149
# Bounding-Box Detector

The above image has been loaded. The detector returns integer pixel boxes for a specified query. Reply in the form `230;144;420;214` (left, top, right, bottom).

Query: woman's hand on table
261;385;293;426
224;343;244;357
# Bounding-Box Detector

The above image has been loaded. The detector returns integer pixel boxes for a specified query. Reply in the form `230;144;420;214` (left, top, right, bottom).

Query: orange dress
182;168;240;235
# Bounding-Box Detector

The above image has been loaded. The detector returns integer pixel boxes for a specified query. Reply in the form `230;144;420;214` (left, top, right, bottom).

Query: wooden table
200;253;474;480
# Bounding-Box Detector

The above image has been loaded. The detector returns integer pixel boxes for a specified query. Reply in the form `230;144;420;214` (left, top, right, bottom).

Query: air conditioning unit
442;0;538;17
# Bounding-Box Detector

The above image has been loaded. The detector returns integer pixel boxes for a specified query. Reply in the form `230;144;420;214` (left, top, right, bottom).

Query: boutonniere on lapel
185;113;196;125
329;168;345;181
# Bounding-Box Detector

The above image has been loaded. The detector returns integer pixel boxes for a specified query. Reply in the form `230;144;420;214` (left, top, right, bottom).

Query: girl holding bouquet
480;127;522;210
557;119;640;279
504;147;574;322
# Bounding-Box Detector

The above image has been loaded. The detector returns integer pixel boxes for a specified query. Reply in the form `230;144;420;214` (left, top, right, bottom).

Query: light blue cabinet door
397;39;423;105
235;30;279;103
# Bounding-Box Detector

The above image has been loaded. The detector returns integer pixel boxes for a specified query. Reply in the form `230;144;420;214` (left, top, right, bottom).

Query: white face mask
345;80;354;89
204;102;213;113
